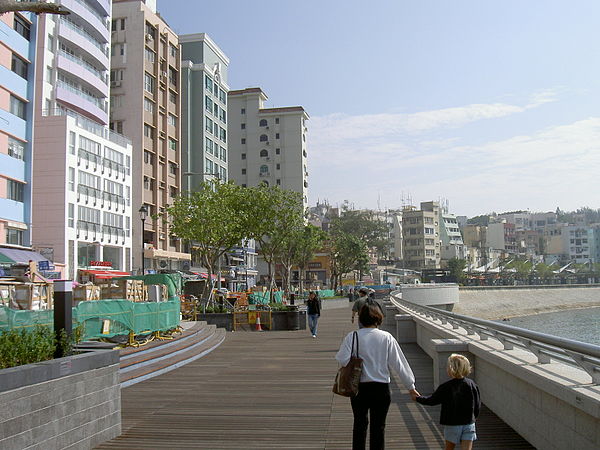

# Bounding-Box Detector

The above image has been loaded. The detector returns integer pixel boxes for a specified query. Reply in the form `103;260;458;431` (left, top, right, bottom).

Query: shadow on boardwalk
96;305;533;449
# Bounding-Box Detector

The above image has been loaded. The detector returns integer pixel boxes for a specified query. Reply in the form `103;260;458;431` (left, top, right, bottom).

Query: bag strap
351;331;359;358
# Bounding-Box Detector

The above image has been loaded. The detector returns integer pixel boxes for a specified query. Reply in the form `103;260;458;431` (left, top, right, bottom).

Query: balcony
57;52;108;97
62;0;109;42
56;80;108;125
78;148;102;170
59;19;109;68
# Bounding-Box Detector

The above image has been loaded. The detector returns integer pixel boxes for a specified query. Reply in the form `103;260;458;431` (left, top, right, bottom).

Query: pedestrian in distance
306;291;321;338
336;303;419;450
415;354;481;450
351;288;369;327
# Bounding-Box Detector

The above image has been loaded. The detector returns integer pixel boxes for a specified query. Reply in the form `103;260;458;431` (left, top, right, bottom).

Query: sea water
506;307;600;345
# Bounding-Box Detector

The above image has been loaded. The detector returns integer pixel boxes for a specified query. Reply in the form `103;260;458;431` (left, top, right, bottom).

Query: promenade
96;304;532;449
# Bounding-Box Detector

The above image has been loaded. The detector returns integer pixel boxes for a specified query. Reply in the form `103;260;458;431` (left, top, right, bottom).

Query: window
68;167;75;191
145;47;156;62
276;133;280;139
143;176;154;190
205;75;213;92
145;22;156;39
144;73;155;93
275;148;280;155
111;43;125;57
144;124;154;139
143;97;154;113
168;162;177;176
219;89;226;104
241;153;246;160
275;118;280;124
259;134;268;142
241;138;246;145
6;228;24;246
219;146;226;162
259;119;267;127
260;149;268;157
110;121;123;134
68;203;74;228
205;158;213;174
242;169;246;175
205;117;213;134
169;91;177;104
276;179;281;186
11;54;28;79
144;151;154;165
169;186;177;198
205;137;214;155
276;163;280;170
8;137;25;160
167;114;177;127
10;95;26;119
168;66;177;87
69;132;76;155
241;108;245;114
47;35;54;52
13;15;30;40
7;180;24;202
219;127;226;142
46;66;53;82
219;108;226;123
168;138;177;151
169;44;178;58
205;95;213;113
241;123;246;130
260;165;269;174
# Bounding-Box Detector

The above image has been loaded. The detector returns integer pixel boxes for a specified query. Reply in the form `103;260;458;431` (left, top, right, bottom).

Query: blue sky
159;0;600;216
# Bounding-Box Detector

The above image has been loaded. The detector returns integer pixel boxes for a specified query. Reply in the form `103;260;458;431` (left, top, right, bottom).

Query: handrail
389;291;600;384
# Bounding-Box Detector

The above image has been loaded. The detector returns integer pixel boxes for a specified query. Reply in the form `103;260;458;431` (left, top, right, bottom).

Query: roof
79;270;131;280
0;248;50;265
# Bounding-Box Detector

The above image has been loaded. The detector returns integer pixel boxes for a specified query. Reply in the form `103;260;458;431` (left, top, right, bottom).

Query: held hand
409;389;420;401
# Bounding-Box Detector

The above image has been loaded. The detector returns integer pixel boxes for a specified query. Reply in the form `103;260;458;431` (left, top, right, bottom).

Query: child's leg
444;441;456;450
460;440;473;450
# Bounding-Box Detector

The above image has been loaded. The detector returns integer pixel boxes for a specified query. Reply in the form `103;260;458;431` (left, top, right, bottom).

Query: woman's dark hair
359;302;383;327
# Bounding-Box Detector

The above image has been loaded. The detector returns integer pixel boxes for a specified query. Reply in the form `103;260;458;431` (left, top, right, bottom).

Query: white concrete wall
399;284;459;307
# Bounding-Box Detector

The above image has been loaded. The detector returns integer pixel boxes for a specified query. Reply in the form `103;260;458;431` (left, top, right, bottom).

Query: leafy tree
447;258;467;283
330;207;389;258
466;214;492;226
328;232;369;291
164;181;250;294
278;224;327;295
533;263;555;279
242;184;305;295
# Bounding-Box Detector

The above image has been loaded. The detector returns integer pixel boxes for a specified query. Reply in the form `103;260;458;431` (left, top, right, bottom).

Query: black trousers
350;382;391;450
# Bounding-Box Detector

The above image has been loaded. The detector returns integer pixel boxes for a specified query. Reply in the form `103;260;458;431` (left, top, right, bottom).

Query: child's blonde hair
447;354;471;378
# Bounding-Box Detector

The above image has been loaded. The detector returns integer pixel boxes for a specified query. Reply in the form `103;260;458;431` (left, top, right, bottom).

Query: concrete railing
387;292;600;450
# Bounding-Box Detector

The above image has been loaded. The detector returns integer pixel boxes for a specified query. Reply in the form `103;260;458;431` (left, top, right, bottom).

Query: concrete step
120;326;226;387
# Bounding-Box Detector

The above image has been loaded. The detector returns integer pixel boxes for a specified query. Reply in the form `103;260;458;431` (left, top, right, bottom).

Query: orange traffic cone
256;314;264;332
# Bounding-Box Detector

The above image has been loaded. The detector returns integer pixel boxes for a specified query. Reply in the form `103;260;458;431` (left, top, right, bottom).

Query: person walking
415;354;481;450
306;291;321;338
351;288;369;326
336;303;419;450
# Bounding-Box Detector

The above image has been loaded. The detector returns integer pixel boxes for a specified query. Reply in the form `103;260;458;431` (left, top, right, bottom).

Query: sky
158;0;600;217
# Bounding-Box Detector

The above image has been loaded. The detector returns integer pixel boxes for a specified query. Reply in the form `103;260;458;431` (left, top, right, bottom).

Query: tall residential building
227;88;309;208
486;221;517;254
402;201;441;270
32;0;133;279
439;210;466;263
111;0;189;272
1;11;37;247
180;33;229;191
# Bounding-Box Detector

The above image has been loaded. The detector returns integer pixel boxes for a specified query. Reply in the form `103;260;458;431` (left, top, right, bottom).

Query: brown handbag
333;331;363;397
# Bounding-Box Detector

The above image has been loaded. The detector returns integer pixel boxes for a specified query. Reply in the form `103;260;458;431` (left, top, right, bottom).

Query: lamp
138;205;148;274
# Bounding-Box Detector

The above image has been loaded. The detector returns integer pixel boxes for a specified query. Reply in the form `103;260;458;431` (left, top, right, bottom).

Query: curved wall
393;283;459;309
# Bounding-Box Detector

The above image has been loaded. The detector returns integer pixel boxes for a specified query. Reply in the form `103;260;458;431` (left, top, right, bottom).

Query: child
416;354;481;450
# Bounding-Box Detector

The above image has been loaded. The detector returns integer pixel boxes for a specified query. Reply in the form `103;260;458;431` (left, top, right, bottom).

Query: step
120;324;216;370
119;321;206;359
120;328;226;387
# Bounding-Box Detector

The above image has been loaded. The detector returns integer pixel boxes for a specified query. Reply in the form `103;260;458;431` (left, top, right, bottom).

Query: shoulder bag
333;331;363;397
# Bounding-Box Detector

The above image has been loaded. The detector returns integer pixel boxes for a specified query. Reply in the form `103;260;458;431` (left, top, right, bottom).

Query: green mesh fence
0;274;183;340
248;289;337;304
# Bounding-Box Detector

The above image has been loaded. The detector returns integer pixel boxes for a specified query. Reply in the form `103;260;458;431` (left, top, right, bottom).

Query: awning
193;272;225;281
80;269;131;280
0;248;50;265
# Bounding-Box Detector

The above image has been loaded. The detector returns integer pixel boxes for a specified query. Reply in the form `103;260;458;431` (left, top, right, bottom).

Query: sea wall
455;285;600;319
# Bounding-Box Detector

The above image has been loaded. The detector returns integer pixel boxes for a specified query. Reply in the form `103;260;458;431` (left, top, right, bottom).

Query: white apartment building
227;88;309;208
32;0;133;279
402;202;441;270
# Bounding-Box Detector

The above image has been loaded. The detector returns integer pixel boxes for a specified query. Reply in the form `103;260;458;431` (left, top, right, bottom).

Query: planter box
0;350;121;449
198;310;306;332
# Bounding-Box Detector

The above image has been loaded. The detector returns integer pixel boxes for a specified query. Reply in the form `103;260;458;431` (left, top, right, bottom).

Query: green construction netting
249;289;337;304
0;274;183;340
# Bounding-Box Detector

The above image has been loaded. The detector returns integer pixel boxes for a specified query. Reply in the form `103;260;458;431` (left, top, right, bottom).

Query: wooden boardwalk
96;305;533;449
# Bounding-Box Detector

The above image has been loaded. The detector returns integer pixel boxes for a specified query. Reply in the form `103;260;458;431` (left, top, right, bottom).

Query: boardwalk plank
96;305;533;449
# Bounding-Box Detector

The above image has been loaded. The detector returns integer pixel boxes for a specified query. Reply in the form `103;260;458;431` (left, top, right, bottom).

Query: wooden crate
12;283;53;310
73;285;101;302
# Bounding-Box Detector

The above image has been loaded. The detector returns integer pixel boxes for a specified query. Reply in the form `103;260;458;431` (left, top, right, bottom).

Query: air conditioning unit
145;33;153;42
110;80;121;87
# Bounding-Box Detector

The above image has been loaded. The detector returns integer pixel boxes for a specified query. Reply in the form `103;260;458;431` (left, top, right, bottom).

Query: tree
164;181;250;296
242;184;305;296
0;1;70;15
328;232;369;291
277;224;326;294
329;207;389;259
447;258;467;283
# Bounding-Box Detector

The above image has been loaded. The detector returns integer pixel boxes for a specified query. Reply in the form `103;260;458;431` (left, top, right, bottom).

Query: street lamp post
138;205;148;275
243;248;248;291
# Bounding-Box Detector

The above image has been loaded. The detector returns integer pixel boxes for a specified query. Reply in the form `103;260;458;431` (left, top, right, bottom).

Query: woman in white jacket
336;302;419;450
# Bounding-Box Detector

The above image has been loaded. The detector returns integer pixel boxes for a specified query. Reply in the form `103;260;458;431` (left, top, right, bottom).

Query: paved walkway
96;304;533;449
